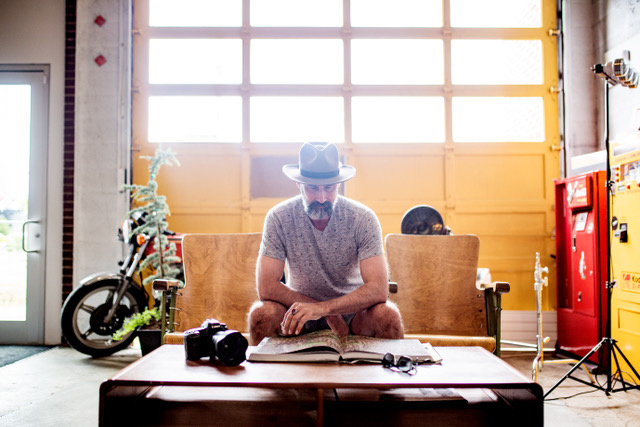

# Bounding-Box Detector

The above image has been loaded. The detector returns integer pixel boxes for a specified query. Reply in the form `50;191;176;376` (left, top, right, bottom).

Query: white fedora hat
282;142;356;185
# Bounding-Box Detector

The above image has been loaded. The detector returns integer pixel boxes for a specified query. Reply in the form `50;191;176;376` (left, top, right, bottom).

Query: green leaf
112;307;161;341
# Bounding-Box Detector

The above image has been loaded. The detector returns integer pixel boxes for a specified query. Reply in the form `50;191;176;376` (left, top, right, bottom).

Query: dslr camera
183;318;248;366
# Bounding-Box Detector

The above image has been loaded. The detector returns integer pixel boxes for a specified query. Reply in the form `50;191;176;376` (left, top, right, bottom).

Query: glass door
0;66;49;344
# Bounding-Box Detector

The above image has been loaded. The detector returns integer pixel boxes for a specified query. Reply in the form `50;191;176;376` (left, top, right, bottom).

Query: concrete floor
502;351;640;426
1;344;640;426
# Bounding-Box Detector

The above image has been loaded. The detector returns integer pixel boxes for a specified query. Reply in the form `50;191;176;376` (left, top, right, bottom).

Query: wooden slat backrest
175;233;262;333
385;234;486;337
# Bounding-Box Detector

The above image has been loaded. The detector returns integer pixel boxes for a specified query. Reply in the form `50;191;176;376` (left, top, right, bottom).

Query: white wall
592;0;640;146
563;0;599;166
74;1;131;284
0;0;65;344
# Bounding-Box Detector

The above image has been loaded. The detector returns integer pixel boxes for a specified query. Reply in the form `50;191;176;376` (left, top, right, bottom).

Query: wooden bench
158;233;508;354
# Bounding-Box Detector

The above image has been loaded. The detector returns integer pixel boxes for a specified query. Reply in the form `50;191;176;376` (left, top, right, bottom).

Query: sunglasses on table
381;353;417;375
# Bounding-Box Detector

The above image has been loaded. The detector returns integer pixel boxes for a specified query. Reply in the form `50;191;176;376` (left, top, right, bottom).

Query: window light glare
352;39;443;85
451;0;542;28
148;96;242;143
452;97;545;142
251;39;343;84
149;0;242;27
250;0;342;27
149;39;242;84
451;40;543;85
251;97;344;143
352;97;445;143
351;0;442;27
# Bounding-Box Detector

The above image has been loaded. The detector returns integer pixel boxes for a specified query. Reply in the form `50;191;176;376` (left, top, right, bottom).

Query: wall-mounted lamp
592;58;639;88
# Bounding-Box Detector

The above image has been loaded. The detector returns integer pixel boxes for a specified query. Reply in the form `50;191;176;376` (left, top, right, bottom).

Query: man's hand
281;302;324;336
325;314;349;338
281;302;350;337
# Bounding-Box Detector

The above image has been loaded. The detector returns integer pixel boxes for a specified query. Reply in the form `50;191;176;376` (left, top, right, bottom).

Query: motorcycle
60;212;184;357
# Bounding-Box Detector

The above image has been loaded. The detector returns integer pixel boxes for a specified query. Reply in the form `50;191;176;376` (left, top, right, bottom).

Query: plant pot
138;329;162;356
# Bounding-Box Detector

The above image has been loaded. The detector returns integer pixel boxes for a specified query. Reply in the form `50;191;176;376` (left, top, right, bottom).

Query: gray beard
303;200;333;220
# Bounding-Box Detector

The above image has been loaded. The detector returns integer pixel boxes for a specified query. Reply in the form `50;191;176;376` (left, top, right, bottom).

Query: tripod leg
608;341;640;393
532;354;541;381
608;342;623;394
543;339;604;398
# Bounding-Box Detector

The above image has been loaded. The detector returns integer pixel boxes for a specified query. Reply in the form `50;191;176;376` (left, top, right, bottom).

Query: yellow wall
132;137;560;313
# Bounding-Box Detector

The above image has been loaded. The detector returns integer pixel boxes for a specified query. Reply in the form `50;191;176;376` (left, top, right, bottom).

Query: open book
248;330;442;364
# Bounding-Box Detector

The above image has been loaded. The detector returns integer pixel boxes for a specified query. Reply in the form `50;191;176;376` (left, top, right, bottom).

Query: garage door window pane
251;97;344;143
352;97;444;143
351;0;442;27
251;0;342;27
150;0;241;27
452;97;544;142
149;39;242;84
452;40;542;85
251;40;343;84
451;0;541;28
149;96;242;143
352;40;443;85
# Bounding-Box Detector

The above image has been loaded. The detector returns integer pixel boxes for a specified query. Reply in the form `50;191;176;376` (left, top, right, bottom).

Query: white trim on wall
501;310;558;349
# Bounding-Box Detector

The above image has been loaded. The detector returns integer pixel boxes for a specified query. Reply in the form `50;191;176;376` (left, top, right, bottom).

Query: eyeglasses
382;352;417;375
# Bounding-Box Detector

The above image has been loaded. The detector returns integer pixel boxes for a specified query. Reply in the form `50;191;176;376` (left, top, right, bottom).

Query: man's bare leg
248;300;287;345
350;301;404;339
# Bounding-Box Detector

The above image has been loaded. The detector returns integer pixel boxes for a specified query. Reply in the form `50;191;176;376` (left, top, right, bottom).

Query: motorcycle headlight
121;218;132;243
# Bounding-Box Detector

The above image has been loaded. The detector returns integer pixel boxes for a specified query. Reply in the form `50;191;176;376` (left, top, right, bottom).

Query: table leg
316;388;324;427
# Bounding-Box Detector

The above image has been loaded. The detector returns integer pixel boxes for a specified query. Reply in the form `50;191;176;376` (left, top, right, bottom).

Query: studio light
592;57;639;88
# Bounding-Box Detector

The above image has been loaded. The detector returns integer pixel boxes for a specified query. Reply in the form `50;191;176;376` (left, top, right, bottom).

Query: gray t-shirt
259;195;384;302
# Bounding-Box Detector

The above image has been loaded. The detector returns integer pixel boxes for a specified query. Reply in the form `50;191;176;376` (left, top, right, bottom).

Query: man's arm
281;254;389;336
257;254;350;336
256;254;316;306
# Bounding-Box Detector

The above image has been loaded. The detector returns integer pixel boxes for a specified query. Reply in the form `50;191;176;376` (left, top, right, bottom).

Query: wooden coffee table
99;344;542;426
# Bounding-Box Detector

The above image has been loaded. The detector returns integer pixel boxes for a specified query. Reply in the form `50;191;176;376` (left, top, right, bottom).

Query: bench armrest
153;279;182;292
478;281;510;295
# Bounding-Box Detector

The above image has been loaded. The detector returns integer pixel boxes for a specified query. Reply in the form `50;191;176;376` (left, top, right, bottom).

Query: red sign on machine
565;176;592;209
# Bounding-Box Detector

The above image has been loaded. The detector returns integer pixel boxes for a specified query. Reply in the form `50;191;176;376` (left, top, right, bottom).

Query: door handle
22;220;40;253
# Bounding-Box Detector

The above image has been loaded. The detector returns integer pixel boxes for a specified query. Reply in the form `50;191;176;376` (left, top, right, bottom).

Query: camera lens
211;329;248;366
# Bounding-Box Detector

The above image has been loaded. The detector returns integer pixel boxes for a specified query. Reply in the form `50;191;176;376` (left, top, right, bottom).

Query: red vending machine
554;171;608;366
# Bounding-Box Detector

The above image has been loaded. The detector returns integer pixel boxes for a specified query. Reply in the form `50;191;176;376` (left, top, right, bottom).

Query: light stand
544;59;640;398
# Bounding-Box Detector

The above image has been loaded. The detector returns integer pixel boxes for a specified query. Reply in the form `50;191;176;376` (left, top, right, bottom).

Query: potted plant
112;148;183;354
112;307;161;355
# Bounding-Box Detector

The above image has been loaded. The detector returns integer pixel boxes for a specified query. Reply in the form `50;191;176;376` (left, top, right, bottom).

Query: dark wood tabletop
102;344;539;391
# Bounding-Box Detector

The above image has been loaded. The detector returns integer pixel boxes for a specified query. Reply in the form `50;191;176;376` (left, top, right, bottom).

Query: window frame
133;0;555;147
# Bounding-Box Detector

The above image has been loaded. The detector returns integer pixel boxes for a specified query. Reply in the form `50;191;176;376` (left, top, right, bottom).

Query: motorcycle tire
61;278;148;357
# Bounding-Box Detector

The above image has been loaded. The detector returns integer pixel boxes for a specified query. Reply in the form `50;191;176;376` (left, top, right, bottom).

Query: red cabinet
554;171;608;366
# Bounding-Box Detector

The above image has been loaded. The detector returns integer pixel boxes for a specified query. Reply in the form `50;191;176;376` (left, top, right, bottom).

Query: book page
342;336;441;363
341;335;391;355
253;329;343;355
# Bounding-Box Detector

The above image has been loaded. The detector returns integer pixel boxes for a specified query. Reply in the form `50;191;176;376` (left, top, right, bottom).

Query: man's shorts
301;313;356;334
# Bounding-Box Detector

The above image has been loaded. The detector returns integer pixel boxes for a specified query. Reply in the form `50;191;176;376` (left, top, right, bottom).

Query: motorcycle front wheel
60;278;148;357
